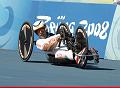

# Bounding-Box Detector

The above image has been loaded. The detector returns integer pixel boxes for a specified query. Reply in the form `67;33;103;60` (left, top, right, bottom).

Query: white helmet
33;21;45;31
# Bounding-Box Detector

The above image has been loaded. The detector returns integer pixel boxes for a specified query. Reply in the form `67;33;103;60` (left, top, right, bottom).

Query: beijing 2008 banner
0;0;117;58
27;1;117;58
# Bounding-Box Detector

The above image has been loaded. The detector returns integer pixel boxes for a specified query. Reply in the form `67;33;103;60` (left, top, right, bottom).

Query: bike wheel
18;22;34;62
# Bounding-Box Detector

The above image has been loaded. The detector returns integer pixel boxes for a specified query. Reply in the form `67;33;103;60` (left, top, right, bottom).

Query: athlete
33;20;61;51
33;19;90;63
33;20;75;60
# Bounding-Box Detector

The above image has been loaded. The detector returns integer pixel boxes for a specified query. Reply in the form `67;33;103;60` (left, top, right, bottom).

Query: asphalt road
0;49;120;86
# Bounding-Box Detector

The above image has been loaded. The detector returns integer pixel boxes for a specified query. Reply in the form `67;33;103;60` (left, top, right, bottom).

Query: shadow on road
27;60;50;63
52;63;116;70
84;64;116;70
27;60;116;70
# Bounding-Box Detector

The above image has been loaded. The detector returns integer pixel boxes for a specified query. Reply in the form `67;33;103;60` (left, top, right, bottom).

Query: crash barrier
0;0;120;60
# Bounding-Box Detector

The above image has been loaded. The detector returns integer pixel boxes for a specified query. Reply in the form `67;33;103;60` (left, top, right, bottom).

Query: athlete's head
33;21;46;39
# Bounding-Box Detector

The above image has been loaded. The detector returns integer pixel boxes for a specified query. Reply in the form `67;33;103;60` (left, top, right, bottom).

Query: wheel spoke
24;44;27;58
19;40;24;58
23;26;27;41
19;31;25;42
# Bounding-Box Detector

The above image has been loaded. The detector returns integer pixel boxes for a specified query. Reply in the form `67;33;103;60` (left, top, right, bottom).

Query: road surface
0;49;120;86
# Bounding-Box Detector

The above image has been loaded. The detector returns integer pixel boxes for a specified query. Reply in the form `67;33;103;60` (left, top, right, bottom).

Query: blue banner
0;1;116;58
31;1;116;57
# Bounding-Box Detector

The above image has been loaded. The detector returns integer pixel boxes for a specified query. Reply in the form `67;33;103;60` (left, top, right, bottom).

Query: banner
0;0;32;49
31;1;116;57
0;0;116;58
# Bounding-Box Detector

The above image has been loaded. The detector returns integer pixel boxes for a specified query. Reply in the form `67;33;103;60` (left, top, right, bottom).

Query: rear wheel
18;22;34;62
